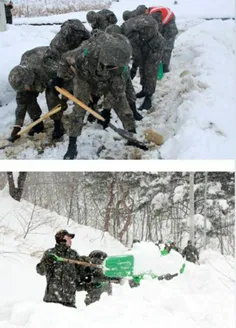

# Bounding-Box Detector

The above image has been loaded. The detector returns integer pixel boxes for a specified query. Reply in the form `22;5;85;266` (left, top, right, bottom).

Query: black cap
55;229;75;243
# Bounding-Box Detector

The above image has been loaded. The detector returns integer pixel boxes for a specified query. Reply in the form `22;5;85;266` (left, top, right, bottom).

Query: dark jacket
36;243;87;307
182;245;199;263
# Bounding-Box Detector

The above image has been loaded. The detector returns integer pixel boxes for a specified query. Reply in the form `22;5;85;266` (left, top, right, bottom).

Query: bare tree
7;172;27;201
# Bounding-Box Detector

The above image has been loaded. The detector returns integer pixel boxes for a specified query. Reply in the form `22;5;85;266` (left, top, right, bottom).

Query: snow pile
158;19;236;159
125;241;184;275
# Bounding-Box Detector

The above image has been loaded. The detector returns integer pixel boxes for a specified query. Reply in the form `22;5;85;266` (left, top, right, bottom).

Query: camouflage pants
69;74;135;137
104;75;136;106
85;282;112;306
103;76;136;121
139;49;161;95
162;18;178;68
15;88;64;126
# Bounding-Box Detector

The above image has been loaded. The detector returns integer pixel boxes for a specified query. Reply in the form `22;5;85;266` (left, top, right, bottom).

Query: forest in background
1;171;234;255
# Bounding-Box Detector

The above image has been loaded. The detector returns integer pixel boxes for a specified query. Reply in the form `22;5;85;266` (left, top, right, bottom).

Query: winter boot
138;95;152;110
8;125;21;142
63;137;78;160
129;102;143;121
87;113;96;123
28;120;44;136
98;108;111;129
163;64;169;73
136;89;146;99
126;127;138;147
52;119;65;139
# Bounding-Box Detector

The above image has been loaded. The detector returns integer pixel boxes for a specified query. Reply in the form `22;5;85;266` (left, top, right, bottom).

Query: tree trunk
7;172;27;201
104;180;115;232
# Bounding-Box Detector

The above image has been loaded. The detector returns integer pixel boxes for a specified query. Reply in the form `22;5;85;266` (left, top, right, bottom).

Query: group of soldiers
7;5;178;159
37;231;200;309
155;239;200;264
36;229;118;308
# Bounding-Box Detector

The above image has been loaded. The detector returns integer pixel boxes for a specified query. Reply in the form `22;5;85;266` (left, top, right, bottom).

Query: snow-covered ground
0;191;234;328
0;0;235;159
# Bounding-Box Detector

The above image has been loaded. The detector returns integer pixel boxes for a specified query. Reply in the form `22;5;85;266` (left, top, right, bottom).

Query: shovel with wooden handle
51;254;134;278
0;104;62;151
55;86;149;151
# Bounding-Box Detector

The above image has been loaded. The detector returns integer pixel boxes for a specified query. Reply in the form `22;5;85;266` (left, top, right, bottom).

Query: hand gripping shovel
51;253;134;278
55;86;148;151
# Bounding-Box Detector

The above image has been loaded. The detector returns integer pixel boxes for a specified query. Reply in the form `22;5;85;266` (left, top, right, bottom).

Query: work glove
130;67;137;80
7;125;21;142
98;108;111;129
49;76;64;89
44;254;57;266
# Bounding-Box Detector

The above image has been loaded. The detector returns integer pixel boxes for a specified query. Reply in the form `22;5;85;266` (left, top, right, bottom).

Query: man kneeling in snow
83;250;113;306
36;229;89;308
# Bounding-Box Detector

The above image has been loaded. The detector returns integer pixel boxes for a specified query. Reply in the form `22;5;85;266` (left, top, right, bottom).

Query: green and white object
157;62;164;80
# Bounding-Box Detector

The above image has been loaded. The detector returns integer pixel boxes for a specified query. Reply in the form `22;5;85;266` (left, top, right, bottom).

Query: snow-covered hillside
0;0;235;159
0;192;234;328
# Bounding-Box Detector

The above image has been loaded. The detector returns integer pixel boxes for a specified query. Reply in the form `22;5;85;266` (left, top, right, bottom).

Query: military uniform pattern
58;32;135;137
182;245;199;264
88;9;117;31
161;17;178;68
9;46;64;126
36;243;87;308
43;19;90;81
121;15;165;95
84;256;112;306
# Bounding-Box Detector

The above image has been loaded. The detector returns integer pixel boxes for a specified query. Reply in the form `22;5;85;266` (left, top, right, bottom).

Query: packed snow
0;192;234;328
0;0;235;159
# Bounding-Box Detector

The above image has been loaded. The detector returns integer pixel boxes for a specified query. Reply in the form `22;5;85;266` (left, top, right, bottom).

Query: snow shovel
51;253;135;278
0;104;62;151
17;104;62;136
55;86;149;151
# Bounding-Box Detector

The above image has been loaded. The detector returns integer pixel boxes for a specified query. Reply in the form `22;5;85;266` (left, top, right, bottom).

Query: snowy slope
0;187;126;256
0;0;235;159
0;191;234;328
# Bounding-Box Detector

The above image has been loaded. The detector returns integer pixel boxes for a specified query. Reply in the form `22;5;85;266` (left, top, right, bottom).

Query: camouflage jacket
120;15;165;66
91;9;117;31
43;20;90;79
19;46;54;93
58;32;131;109
36;243;86;307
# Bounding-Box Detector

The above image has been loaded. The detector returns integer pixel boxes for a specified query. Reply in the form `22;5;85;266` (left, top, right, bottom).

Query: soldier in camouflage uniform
54;31;136;159
86;9;117;32
43;19;91;78
84;250;112;306
36;230;88;308
101;25;143;123
123;5;178;73
182;240;199;264
8;46;67;142
121;15;165;110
